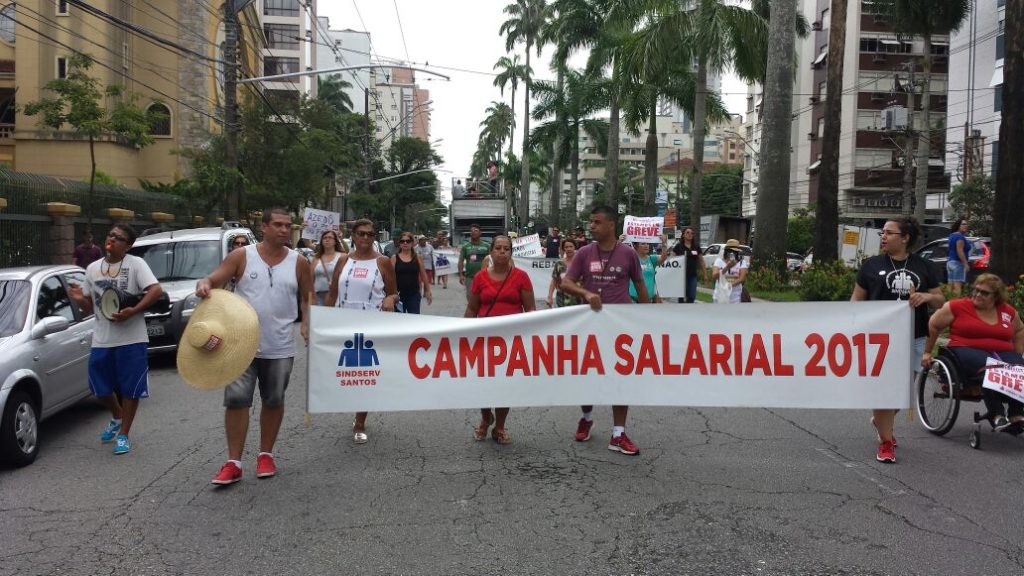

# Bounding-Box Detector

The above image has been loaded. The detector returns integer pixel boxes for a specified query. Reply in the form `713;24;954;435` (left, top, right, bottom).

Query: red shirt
947;298;1017;352
471;267;532;317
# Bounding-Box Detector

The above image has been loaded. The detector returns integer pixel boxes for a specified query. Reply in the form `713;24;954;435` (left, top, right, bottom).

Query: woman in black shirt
391;232;432;313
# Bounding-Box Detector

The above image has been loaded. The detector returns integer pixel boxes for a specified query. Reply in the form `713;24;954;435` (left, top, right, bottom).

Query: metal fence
0;170;192;267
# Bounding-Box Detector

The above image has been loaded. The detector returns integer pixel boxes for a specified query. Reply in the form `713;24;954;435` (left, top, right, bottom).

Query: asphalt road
3;281;1023;576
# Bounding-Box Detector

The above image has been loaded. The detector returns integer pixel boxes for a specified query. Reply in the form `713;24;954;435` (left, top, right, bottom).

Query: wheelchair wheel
969;429;981;449
917;356;961;435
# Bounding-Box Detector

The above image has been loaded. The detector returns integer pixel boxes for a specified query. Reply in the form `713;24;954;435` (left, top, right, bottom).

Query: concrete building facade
314;17;371;115
371;66;431;154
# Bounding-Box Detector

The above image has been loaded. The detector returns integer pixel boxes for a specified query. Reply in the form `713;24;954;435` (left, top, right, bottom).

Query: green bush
746;263;790;292
798;260;857;301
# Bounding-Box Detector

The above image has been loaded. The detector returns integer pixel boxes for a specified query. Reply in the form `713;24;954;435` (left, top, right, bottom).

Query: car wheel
0;389;40;467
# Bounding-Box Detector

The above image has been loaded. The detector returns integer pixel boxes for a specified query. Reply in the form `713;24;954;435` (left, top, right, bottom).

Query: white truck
449;195;508;244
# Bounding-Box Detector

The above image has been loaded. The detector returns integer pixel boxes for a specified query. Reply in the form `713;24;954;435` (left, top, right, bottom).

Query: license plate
147;324;165;337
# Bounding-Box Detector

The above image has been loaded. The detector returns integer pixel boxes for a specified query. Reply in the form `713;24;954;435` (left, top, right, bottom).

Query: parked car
786;252;805;272
0;265;95;466
914;236;991;283
128;223;256;352
702;243;752;268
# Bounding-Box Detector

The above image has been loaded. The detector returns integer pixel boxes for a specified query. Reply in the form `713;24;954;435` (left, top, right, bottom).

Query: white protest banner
624;216;664;244
512;233;544;258
308;301;912;413
302;207;340;241
654;255;688;298
517;257;560;296
434;248;456;276
983;358;1024;405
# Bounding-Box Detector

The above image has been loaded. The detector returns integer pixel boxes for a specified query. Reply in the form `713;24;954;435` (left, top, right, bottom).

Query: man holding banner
560;205;650;455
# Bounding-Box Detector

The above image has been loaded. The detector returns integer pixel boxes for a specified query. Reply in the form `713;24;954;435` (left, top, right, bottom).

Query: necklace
101;258;124;278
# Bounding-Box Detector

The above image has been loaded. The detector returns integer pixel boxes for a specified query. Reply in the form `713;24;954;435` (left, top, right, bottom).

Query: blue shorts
946;259;966;282
89;343;150;399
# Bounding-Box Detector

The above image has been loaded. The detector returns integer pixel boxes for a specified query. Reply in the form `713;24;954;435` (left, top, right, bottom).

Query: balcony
0;123;12;138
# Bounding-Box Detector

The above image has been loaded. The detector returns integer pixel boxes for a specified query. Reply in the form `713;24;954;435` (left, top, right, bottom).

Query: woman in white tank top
312;230;343;305
326;219;398;444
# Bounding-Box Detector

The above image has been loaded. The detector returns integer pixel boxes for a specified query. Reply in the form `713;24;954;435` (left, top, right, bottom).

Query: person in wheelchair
922;273;1024;434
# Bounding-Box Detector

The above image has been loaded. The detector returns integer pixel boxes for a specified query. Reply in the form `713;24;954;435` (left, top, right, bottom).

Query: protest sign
624;216;664;244
309;301;912;412
984;358;1024;405
512;233;544;258
302;208;340;241
434;248;456;276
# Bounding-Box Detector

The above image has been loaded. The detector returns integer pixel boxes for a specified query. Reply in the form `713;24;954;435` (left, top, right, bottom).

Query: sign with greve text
984;358;1024;405
307;301;912;412
623;215;664;244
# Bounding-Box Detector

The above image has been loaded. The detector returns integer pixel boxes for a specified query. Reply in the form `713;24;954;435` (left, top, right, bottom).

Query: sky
317;0;748;203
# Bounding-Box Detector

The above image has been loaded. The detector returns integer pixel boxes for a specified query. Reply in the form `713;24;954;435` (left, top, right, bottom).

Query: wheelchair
916;347;1023;449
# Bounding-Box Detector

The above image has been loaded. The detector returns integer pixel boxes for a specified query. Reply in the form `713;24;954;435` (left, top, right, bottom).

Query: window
0;4;15;44
147;103;171;137
992;141;999;179
56;56;67;79
263;56;299;80
263;0;299;17
0;280;30;337
996;33;1004;61
56;0;68;15
857;110;881;130
36;276;74;322
930;43;949;56
264;23;300;50
62;271;89;319
994;85;1002;112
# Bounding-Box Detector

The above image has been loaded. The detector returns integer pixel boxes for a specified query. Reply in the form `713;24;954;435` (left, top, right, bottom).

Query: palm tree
880;0;971;221
625;0;768;240
478;101;515;170
492;54;530;159
813;0;849;264
992;0;1022;280
500;0;552;228
317;74;354;114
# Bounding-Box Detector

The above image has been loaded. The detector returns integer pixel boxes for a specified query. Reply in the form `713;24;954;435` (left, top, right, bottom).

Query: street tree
23;52;161;230
500;0;552;225
492;54;530;159
755;0;799;271
317;75;355;114
992;0;1022;280
880;0;971;221
813;0;849;264
948;176;993;235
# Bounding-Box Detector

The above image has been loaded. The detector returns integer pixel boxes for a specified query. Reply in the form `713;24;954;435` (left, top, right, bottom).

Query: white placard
984;358;1024;405
308;301;912;412
512;233;544;258
301;208;340;241
518;257;560;296
624;216;664;244
654;255;688;298
434;248;456;276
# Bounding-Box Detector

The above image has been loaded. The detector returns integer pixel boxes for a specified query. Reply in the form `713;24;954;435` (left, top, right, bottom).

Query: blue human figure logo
338;333;379;367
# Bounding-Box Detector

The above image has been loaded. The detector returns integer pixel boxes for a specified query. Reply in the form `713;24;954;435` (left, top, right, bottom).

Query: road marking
815;448;907;496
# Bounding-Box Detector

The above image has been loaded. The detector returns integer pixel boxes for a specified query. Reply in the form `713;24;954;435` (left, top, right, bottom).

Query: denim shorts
946;259;966;282
223;357;294;408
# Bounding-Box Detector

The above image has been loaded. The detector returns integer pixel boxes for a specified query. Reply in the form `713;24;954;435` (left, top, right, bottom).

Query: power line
392;0;412;63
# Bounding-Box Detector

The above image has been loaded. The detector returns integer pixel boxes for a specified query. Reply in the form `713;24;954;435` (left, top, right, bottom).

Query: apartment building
260;0;315;103
743;0;952;222
314;17;371;114
371;66;431;153
5;0;263;186
944;0;1005;193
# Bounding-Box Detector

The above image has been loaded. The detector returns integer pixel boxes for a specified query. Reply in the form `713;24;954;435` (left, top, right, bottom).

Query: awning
929;158;945;167
812;50;827;66
991;66;1003;87
932;41;949;47
880;39;900;46
807;160;822;173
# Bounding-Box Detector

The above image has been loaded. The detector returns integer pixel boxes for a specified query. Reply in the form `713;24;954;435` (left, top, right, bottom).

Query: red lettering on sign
661;334;682;375
487;337;507;377
409;338;430;379
636;334;661;375
744;334;771;376
614;334;634;375
708;334;732;375
532;335;555;375
773;334;795;376
682;334;707;375
459;337;485;377
507;336;531;376
434;338;456;378
581;335;604;375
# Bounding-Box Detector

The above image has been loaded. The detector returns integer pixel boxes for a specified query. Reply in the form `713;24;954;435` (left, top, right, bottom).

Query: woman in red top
463;235;536;444
923;273;1024;433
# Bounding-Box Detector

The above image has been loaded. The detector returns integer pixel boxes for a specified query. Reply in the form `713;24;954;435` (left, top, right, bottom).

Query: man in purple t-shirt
561;205;649;455
73;233;102;269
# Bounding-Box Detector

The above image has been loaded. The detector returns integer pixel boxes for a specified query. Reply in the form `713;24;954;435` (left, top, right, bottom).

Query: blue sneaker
113;434;130;455
100;420;121;443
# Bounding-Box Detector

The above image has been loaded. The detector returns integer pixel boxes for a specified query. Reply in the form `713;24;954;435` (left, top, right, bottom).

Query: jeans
677;275;699;303
948;347;1024;418
399;291;421;314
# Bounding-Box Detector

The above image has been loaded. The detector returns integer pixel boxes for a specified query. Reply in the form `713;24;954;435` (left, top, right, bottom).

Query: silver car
0;265;95;467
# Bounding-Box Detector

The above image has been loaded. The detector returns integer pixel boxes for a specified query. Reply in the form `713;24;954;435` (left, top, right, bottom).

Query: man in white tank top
195;208;313;486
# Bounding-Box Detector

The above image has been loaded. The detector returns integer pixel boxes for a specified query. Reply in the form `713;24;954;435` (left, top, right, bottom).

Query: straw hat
176;289;259;390
724;238;742;249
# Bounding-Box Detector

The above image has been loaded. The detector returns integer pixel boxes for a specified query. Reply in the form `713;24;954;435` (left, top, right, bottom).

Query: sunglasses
399;238;413;244
107;232;128;243
354;230;376;238
233;240;248;246
973;287;995;298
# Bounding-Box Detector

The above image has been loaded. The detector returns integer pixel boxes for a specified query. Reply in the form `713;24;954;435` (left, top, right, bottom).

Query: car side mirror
31;316;70;339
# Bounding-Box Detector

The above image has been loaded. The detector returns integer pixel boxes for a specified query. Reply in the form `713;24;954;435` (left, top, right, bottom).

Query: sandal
473;413;493;441
353;421;368;444
491;427;511;445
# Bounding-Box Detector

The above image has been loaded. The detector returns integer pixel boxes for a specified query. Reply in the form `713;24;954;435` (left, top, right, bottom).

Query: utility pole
900;61;916;215
223;1;240;220
364;87;372;208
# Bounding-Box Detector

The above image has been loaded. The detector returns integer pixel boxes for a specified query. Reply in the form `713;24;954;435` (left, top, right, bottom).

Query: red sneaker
211;461;242;485
574;418;593;442
876;440;896;463
608;433;640;455
256;453;277;478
